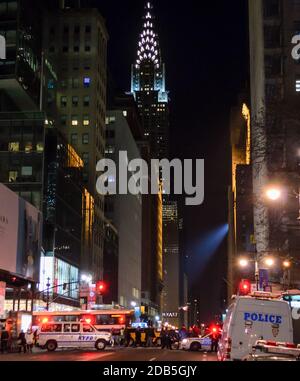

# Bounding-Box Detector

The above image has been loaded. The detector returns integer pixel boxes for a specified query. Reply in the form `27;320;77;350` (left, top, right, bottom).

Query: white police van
218;293;293;361
38;322;112;352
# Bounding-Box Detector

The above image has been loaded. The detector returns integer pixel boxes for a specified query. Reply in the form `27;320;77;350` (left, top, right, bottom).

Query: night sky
88;0;249;322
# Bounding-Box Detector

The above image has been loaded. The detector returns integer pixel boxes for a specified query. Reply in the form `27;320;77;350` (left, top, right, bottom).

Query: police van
37;321;112;352
218;293;294;361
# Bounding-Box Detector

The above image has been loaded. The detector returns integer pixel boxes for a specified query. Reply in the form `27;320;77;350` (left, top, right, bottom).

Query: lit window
71;116;78;126
83;116;90;126
8;142;19;152
36;143;44;153
296;80;300;92
8;171;18;182
25;142;33;153
83;77;91;88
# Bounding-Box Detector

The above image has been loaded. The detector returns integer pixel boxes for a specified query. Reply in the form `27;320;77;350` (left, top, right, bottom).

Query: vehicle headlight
182;339;188;344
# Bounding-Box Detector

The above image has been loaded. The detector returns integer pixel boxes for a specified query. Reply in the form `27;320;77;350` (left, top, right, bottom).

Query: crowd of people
1;327;37;354
1;323;221;354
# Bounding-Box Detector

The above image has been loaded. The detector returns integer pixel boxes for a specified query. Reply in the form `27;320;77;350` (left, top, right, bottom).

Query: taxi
37;321;112;351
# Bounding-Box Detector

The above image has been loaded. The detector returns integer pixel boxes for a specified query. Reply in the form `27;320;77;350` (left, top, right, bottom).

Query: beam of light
189;224;229;279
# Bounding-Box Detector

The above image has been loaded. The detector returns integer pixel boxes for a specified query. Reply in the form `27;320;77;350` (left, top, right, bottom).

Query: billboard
0;183;42;282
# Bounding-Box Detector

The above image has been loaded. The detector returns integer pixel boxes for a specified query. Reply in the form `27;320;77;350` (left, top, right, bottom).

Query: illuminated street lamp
81;274;92;284
264;257;275;268
266;187;282;201
131;301;137;307
283;260;291;269
239;258;249;268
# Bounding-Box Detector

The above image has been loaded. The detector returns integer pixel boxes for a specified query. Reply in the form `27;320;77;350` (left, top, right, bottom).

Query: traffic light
96;281;106;295
239;279;251;295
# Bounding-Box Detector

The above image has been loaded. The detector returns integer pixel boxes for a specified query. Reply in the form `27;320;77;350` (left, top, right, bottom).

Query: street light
266;187;282;201
239;258;249;268
283;260;291;269
81;274;92;284
131;301;137;307
264;257;275;268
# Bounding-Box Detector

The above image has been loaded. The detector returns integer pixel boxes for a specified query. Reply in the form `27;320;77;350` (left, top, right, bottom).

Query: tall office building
248;0;300;289
0;0;46;210
43;4;108;279
105;110;142;309
162;201;180;327
227;96;255;298
131;2;174;320
131;1;170;160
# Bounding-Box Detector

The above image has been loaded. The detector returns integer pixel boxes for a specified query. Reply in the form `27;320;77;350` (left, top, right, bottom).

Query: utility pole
193;299;198;326
46;277;51;311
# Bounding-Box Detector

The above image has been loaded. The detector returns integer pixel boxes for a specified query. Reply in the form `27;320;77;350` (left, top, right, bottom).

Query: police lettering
244;312;282;324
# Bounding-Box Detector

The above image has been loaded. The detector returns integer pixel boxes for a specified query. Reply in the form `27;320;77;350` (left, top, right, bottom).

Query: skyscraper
131;1;169;160
43;3;108;280
246;0;300;290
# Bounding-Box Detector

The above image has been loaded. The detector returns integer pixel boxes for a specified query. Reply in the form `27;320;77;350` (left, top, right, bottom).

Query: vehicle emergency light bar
254;340;300;358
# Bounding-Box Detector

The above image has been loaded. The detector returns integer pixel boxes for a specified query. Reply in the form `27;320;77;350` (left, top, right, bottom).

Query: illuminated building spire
135;2;161;69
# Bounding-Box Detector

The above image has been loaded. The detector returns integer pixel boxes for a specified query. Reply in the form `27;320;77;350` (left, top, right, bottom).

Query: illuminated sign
291;34;300;60
162;312;178;318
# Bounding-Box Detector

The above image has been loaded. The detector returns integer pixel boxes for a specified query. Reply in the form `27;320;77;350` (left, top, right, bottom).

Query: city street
0;347;217;362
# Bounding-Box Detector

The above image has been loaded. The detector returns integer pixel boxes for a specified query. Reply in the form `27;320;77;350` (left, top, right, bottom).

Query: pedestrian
1;327;9;354
192;325;200;337
25;329;34;353
165;329;172;350
161;328;167;349
135;327;142;347
179;325;188;341
33;329;38;347
17;330;27;353
119;327;125;346
146;327;154;347
124;328;132;347
210;329;220;353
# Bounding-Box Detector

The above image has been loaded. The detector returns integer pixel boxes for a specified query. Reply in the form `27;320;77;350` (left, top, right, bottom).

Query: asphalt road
0;347;217;362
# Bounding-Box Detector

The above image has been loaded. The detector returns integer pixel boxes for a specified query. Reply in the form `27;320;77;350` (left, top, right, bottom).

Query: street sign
79;284;90;297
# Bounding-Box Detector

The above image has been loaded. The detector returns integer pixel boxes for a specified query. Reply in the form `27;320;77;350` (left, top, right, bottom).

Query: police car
38;321;112;352
180;336;212;352
218;292;294;361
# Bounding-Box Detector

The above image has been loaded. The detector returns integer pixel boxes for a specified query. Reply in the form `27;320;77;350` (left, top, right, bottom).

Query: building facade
245;0;300;291
105;110;142;309
43;4;108;279
227;96;255;297
131;2;170;161
162;200;180;328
